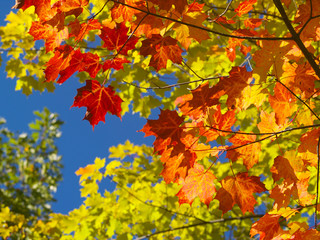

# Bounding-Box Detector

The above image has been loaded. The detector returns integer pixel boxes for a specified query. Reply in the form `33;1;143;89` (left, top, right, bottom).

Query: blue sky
0;1;153;214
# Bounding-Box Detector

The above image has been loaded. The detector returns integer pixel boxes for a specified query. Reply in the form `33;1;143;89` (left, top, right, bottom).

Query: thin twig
114;0;292;41
134;214;264;240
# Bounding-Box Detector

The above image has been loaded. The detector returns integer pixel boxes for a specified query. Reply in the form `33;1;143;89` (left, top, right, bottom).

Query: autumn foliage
4;0;320;238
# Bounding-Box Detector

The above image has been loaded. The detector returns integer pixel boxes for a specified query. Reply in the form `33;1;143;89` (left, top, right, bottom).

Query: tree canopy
1;0;320;239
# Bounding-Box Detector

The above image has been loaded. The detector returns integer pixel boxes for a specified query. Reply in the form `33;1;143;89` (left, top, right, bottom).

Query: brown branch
189;123;320;136
121;75;225;90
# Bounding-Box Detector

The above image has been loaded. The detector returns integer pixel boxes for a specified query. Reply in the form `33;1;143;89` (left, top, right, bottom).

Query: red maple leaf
100;22;138;55
140;34;183;71
102;58;131;71
58;51;102;84
215;66;253;108
148;0;188;14
44;45;75;82
72;80;123;129
69;19;101;42
215;172;266;214
177;82;223;119
176;163;216;207
140;109;185;151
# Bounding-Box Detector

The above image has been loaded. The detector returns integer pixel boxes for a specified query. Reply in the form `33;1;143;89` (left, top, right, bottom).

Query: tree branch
134;214;264;240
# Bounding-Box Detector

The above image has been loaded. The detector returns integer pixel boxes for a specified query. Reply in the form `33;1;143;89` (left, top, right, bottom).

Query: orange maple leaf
215;66;253;108
244;18;264;29
176;163;216;207
250;214;282;240
199;106;236;142
173;2;210;49
215;172;266;214
160;146;196;183
111;0;144;22
298;128;320;154
235;0;257;16
226;134;261;170
270;155;314;208
258;110;290;134
140;34;183;71
269;82;297;125
132;6;164;38
29;21;69;53
72;80;123;129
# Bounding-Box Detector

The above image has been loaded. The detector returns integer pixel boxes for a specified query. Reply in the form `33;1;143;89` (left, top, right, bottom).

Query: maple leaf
15;0;56;22
250;214;282;240
176;163;216;207
29;21;69;53
69;19;101;42
226;134;261;170
270;155;314;208
271;156;298;183
111;0;144;23
140;109;184;151
177;82;223;119
253;39;292;82
132;6;164;38
140;34;183;71
258;111;290;134
244;18;264;29
269;82;297;125
173;2;210;49
58;49;84;84
72;80;123;129
58;51;102;84
199;106;236;142
54;0;89;13
298;128;320;154
44;45;75;82
235;0;257;16
160;147;196;183
215;172;266;214
100;22;138;55
102;58;131;71
215;66;253;108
